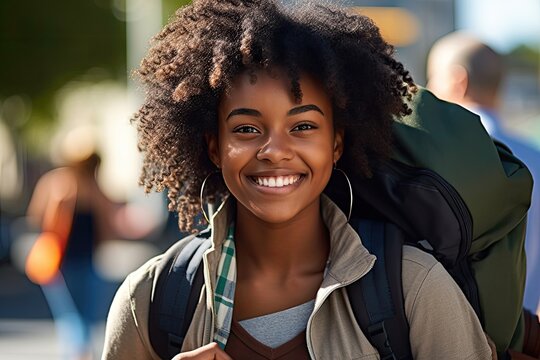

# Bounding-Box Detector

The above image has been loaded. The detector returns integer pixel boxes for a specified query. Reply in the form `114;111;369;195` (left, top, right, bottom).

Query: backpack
149;218;412;359
148;88;533;359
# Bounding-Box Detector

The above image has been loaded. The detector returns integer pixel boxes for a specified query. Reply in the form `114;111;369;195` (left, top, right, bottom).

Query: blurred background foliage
509;45;540;67
0;0;190;154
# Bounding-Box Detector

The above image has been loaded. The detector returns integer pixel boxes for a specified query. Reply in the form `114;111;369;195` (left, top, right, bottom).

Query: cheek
222;143;248;162
217;126;251;164
304;139;335;183
218;141;254;189
320;154;335;185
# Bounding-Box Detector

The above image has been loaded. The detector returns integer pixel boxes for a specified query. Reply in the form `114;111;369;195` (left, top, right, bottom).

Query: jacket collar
320;195;376;286
204;194;376;286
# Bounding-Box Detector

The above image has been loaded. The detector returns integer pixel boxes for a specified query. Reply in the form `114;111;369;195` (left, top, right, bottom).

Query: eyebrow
287;104;324;116
226;108;261;120
226;104;324;120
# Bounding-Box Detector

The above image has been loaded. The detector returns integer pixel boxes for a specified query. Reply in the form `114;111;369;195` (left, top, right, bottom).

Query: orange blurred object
25;232;64;285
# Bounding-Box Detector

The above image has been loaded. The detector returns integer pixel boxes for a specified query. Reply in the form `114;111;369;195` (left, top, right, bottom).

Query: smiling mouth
249;175;303;188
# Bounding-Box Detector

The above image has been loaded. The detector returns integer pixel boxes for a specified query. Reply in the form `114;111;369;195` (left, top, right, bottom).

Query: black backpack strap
149;232;212;359
347;219;412;360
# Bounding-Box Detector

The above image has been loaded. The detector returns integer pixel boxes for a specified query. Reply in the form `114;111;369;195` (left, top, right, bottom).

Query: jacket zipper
306;257;376;360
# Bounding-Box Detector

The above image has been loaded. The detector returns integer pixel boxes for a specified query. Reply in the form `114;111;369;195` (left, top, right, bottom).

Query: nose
256;134;294;163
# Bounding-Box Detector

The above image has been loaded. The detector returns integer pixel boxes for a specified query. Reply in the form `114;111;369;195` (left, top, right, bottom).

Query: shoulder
401;245;462;313
401;245;438;270
43;167;76;185
401;245;450;300
400;246;492;360
401;245;440;291
34;167;74;192
102;234;199;359
123;233;200;305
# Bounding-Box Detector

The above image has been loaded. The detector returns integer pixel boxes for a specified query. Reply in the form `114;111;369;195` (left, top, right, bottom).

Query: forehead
219;69;331;110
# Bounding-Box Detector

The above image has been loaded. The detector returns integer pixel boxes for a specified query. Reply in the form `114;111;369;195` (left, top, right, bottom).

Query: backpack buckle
367;321;397;360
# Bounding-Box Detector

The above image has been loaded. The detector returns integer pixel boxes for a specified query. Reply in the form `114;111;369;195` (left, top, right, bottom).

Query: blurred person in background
426;31;540;316
25;132;156;359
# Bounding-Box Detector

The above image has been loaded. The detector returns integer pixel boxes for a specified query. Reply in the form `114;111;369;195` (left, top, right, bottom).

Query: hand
172;342;233;360
484;333;497;360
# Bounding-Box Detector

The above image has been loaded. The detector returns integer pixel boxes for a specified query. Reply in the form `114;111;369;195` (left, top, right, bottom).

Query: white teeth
283;177;290;186
253;175;301;188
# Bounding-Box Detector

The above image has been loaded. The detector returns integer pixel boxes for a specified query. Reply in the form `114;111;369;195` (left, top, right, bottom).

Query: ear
205;133;221;168
450;64;469;101
333;128;344;164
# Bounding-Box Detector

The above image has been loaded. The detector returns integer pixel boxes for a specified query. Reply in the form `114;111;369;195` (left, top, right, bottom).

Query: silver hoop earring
199;170;222;224
333;166;353;222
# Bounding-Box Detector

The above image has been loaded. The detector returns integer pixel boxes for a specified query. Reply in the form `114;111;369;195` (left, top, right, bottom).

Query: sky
456;0;540;52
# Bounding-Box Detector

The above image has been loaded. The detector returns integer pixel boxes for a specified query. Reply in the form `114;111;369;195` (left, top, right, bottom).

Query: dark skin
233;196;330;320
208;69;343;321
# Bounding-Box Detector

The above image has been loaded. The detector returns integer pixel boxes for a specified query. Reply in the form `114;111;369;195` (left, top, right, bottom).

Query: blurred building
501;47;540;143
346;0;540;144
343;0;457;85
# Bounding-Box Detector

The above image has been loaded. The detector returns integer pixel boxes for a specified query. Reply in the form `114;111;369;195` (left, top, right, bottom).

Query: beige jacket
102;196;493;360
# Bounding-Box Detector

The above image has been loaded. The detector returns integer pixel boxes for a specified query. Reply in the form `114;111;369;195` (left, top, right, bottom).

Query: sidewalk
0;319;106;360
0;263;117;359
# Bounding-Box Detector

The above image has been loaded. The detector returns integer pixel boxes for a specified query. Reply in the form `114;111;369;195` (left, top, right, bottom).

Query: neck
462;93;499;112
234;197;330;281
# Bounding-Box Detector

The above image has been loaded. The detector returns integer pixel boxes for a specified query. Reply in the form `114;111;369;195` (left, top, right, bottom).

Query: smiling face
207;69;343;225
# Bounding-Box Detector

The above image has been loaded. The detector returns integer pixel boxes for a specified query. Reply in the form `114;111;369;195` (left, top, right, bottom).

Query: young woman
102;1;493;359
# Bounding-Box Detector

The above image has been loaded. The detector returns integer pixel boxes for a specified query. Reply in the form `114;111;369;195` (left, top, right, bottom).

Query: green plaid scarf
213;223;237;349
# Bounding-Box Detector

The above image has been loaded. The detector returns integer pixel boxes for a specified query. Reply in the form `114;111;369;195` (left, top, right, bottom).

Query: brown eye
233;125;260;134
292;123;317;132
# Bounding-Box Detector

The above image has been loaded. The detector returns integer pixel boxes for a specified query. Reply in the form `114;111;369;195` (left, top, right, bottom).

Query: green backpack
343;87;532;354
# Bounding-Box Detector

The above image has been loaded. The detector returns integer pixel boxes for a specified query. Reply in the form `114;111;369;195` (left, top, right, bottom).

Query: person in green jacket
427;31;540;317
102;1;494;359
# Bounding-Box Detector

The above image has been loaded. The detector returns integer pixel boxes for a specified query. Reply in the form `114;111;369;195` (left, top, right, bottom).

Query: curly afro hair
134;0;416;232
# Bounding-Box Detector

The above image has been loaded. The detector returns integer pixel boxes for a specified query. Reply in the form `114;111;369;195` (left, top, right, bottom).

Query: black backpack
148;214;416;360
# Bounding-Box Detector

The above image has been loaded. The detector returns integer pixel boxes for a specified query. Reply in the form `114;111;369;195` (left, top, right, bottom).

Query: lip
247;170;307;177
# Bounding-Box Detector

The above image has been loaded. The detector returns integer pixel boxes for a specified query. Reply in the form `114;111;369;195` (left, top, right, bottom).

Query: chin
256;213;299;225
243;200;312;226
246;205;290;223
